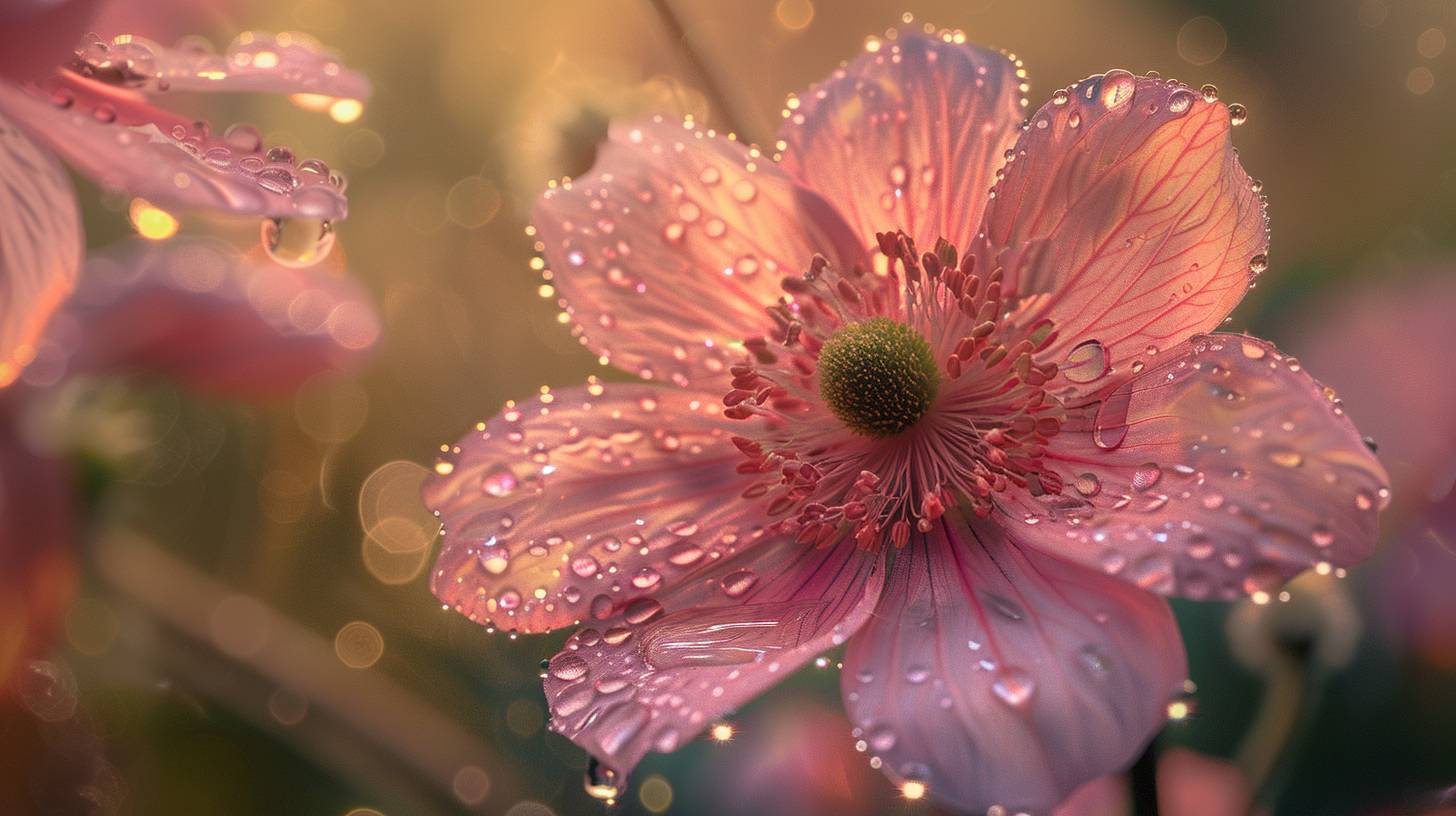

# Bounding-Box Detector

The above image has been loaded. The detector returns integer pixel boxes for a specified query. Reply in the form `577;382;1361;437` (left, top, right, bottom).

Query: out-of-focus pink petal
23;238;378;397
0;80;350;220
1006;334;1388;600
777;31;1025;253
0;113;81;389
976;72;1267;385
0;0;99;83
840;511;1185;814
1290;270;1456;503
544;533;883;777
0;399;75;692
425;384;765;634
533;117;866;388
1052;775;1132;816
1157;748;1250;816
76;31;371;100
702;692;880;816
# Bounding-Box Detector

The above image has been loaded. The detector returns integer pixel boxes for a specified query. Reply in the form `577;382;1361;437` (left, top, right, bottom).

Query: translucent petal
841;512;1185;814
0;112;81;388
777;31;1025;253
76;31;371;99
24;238;378;396
0;0;99;83
544;532;883;776
0;80;350;219
533;117;865;388
1006;334;1389;600
977;72;1267;386
425;384;769;633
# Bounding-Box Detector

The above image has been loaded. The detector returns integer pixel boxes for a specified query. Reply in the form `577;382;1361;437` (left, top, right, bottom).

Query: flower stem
1236;648;1313;814
643;0;759;143
1130;740;1161;816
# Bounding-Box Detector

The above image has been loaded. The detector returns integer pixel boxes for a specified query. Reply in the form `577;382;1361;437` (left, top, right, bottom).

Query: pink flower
0;1;369;386
424;26;1388;813
0;236;377;694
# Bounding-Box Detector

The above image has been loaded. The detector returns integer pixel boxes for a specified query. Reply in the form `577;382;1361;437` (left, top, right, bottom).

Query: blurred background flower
2;0;1455;814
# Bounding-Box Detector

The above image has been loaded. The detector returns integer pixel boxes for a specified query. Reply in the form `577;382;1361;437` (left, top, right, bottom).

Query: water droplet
1227;102;1247;126
1063;339;1110;384
631;568;662;590
1131;463;1163;491
720;569;757;597
1200;83;1219;102
992;668;1036;708
584;759;623;801
1077;646;1110;676
481;465;517;497
1268;449;1303;468
1100;70;1137;110
1311;526;1335;548
261;217;335;268
1249;253;1269;274
868;725;897;751
1074;472;1102;496
549;654;590;681
1166;88;1196;114
623;597;663;624
1051;88;1070;105
731;179;757;203
571;555;601;578
1093;385;1132;450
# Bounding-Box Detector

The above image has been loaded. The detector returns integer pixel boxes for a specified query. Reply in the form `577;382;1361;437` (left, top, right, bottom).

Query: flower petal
977;73;1267;382
1006;334;1388;600
23;238;378;396
777;31;1026;253
425;383;770;633
0;80;350;219
77;31;371;100
0;113;81;388
0;0;99;83
544;532;883;776
533;117;865;388
841;511;1185;814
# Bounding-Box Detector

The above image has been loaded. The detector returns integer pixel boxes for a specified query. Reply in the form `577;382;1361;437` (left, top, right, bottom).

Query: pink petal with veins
76;31;371;100
976;72;1267;390
0;0;99;82
544;532;883;777
841;510;1185;814
1005;334;1388;600
0;79;349;219
0;113;81;388
533;117;866;388
777;31;1025;254
24;238;378;397
425;383;768;633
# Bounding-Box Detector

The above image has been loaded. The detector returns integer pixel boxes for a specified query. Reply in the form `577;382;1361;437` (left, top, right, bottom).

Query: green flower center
817;317;941;438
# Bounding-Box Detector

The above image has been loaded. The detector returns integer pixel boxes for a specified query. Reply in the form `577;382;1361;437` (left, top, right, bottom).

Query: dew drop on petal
1063;339;1110;384
992;667;1036;708
1093;386;1132;450
720;569;757;598
261;217;335;268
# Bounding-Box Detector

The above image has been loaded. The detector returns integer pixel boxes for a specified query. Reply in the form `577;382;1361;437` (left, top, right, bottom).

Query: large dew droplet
261;217;335;268
1063;339;1110;384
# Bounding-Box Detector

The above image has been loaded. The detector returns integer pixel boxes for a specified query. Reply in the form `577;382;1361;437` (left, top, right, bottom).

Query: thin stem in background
644;0;760;143
1130;740;1161;816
